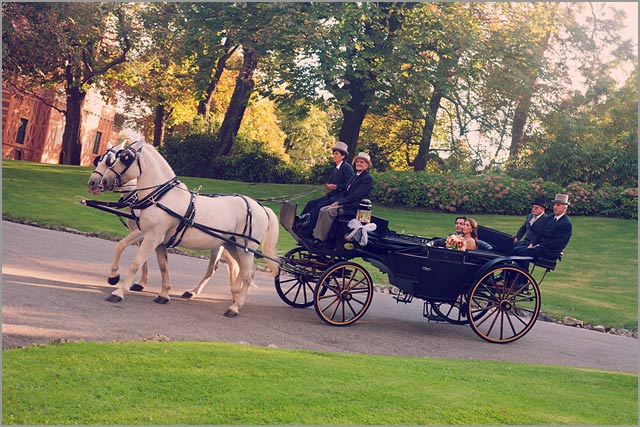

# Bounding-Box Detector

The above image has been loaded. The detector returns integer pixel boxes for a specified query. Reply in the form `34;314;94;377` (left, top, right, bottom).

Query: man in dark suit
296;141;354;234
513;197;548;248
312;152;374;242
513;193;573;271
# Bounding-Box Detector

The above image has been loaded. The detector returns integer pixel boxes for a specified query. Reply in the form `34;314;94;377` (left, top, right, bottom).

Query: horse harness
123;176;265;251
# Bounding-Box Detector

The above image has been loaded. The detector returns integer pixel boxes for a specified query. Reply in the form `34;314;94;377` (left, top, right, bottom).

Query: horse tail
261;206;280;277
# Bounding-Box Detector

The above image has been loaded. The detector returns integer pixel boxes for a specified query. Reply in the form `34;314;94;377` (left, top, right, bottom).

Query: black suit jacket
515;213;548;244
537;214;572;259
326;162;355;203
338;170;374;214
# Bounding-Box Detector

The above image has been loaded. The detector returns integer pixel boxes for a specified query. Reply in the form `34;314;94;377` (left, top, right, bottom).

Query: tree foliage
3;2;636;190
3;2;135;164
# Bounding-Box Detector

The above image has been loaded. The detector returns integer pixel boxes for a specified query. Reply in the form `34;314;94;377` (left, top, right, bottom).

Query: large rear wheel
314;262;374;326
275;247;334;308
467;265;540;343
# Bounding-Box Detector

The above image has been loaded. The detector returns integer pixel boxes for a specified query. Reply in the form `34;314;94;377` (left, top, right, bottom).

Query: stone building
2;85;121;166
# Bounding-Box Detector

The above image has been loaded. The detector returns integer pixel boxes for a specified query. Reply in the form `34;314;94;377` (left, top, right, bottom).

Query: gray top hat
331;141;349;156
552;194;570;205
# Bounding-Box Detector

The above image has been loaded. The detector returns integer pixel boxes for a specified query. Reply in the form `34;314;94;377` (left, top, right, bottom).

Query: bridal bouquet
446;235;466;251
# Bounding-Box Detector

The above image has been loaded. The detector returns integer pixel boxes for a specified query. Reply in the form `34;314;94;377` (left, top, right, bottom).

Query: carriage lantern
356;199;372;224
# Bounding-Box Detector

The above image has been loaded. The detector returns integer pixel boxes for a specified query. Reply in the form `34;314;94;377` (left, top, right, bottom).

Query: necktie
529;216;536;225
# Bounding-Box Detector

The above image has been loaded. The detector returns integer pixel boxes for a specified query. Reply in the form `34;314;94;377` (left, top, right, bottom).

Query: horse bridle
90;147;120;179
98;145;143;188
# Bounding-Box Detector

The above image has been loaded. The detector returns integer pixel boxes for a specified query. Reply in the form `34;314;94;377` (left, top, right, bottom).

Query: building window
16;118;28;144
92;131;103;154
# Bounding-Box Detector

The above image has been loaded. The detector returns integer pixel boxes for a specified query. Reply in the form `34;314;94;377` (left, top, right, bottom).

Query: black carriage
275;201;560;344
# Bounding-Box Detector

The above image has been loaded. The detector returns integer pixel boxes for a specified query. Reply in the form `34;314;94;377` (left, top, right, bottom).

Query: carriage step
389;288;413;304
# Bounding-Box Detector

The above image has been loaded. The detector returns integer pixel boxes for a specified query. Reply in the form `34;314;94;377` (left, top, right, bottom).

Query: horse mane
140;143;183;184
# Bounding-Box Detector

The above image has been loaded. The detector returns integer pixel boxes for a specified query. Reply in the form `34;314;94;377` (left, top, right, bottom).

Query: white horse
96;140;279;316
87;144;241;299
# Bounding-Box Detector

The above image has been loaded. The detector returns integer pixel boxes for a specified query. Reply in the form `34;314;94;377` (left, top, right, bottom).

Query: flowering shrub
371;171;637;219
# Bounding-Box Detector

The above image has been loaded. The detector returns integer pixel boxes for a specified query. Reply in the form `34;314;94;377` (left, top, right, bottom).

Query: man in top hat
513;197;548;249
312;152;374;243
513;193;573;271
296;141;354;234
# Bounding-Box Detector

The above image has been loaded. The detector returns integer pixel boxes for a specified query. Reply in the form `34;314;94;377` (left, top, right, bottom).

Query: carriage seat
533;252;563;271
476;239;493;251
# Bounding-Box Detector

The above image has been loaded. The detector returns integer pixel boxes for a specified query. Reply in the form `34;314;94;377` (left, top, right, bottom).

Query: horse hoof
181;291;195;299
223;309;238;318
130;283;144;292
108;275;120;285
154;296;170;304
106;295;123;303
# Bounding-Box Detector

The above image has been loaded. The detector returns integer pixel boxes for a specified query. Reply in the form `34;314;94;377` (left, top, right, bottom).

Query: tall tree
211;2;310;157
2;2;134;164
263;2;414;160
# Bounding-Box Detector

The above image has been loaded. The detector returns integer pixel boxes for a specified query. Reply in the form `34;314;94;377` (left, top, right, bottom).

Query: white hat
352;152;372;167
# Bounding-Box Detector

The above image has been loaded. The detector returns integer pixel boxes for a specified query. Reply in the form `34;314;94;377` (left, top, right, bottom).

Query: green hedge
160;135;308;184
372;171;638;219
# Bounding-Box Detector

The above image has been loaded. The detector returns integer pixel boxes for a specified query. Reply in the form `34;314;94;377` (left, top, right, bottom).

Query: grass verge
2;341;637;425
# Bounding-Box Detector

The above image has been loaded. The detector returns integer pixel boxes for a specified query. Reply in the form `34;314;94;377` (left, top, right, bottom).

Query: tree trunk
507;29;552;167
508;94;532;163
60;85;86;165
153;103;168;147
197;43;238;117
413;91;443;171
213;45;258;157
338;80;373;161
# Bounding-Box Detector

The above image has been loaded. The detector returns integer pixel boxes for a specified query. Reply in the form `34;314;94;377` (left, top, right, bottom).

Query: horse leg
181;246;225;299
108;230;143;285
153;245;171;304
224;252;255;317
107;235;162;303
130;261;148;292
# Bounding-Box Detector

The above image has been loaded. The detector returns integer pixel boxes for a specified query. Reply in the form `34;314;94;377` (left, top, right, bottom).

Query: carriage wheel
467;265;540;344
430;292;487;325
314;261;374;326
274;247;335;308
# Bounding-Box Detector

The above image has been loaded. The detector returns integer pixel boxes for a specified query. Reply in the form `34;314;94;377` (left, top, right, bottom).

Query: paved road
2;221;637;373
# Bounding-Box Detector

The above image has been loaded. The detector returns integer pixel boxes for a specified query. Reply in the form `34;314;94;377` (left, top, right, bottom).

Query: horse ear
114;141;126;151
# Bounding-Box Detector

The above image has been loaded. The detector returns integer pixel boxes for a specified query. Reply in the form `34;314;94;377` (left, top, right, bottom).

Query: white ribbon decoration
346;218;377;246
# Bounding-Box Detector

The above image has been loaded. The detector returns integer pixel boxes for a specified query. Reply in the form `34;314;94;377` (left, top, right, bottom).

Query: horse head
98;140;145;192
88;142;124;195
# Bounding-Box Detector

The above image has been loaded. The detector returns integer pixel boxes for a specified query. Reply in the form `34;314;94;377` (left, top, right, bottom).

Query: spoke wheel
275;247;334;308
431;292;486;325
314;262;373;326
468;265;540;344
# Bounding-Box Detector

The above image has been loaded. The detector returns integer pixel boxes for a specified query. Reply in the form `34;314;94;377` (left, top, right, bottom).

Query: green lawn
2;341;637;425
2;159;638;329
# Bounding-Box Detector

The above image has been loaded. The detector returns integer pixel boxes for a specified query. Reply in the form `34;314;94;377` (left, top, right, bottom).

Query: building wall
2;85;120;166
